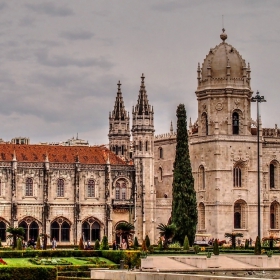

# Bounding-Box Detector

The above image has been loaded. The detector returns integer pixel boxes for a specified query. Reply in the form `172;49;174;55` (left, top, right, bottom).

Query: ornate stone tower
132;74;155;242
109;81;130;161
190;30;260;239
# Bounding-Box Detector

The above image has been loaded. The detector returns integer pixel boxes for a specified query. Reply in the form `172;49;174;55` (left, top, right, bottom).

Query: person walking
51;237;57;250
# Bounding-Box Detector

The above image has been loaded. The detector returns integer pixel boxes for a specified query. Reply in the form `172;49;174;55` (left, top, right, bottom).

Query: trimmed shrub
36;236;41;250
0;267;56;280
94;239;100;250
183;236;190;250
254;236;261;255
213;239;219;255
193;245;200;254
133;237;139;250
0;238;2;247
245;239;249;249
16;238;23;250
145;235;150;249
101;236;109;250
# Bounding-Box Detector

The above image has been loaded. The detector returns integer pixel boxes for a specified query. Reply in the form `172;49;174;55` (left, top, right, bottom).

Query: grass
1;257;115;266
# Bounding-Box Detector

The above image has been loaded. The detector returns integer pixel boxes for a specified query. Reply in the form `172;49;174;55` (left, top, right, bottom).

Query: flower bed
29;257;72;266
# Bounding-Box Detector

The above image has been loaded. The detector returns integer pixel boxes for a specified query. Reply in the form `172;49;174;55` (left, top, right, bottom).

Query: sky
0;1;279;145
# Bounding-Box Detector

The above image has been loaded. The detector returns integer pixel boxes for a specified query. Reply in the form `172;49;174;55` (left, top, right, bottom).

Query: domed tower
132;74;155;243
108;81;130;161
190;30;261;240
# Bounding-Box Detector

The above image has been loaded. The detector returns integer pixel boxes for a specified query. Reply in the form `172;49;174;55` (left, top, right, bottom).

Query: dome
198;29;250;89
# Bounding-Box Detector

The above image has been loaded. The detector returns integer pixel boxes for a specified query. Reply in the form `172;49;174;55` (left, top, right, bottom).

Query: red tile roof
0;144;128;165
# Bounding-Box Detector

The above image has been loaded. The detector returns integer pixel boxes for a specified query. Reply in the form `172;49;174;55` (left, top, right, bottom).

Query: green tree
133;237;139;250
6;227;25;249
171;104;197;245
101;235;109;250
0;238;2;247
156;223;176;249
254;236;261;255
183;235;190;250
213;238;219;255
94;239;100;250
16;237;23;250
36;235;41;250
115;222;135;249
224;232;243;249
145;235;150;248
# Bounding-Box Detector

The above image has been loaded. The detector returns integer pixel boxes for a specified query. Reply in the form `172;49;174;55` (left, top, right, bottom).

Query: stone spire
111;81;127;120
170;121;173;133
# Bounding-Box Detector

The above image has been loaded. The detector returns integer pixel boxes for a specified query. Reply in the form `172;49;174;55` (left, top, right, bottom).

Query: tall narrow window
159;167;163;181
139;141;142;151
61;222;70;242
232;112;239;134
233;166;242;187
270;202;279;229
270;163;275;189
57;179;64;197
51;218;71;242
198;203;206;230
25;178;33;196
234;200;247;229
121;182;127;199
201;112;208;135
159;147;163;159
115;145;119;155
82;219;101;242
115;182;120;200
198;165;206;190
87;179;95;197
145;141;148;152
115;179;128;200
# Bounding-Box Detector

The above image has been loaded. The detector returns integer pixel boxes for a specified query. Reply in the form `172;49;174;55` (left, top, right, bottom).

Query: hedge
0;267;57;280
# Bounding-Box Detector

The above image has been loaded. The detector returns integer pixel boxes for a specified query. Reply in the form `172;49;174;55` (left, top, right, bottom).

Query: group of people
112;239;127;250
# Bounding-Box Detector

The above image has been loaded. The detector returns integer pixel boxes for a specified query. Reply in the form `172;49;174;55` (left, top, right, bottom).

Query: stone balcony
112;199;134;209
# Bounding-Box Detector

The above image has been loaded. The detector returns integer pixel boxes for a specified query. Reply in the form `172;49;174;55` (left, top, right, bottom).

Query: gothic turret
108;81;130;160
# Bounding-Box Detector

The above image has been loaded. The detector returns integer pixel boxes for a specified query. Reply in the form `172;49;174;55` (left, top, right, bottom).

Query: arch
0;220;6;242
29;221;39;241
87;179;95;197
114;178;129;200
25;177;33;196
232;112;239;135
233;165;242;188
57;178;65;197
234;200;247;229
198;165;206;190
81;217;101;242
270;201;280;229
201;112;208;135
50;217;71;242
198;202;205;230
18;217;41;242
270;161;278;189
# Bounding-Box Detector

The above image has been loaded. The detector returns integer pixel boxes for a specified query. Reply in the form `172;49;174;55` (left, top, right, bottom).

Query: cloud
0;2;7;10
151;0;197;12
60;31;94;41
25;2;74;17
35;50;114;69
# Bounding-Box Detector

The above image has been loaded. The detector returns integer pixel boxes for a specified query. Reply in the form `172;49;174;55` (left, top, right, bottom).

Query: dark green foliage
156;223;176;249
171;104;197;245
133;237;139;250
115;222;135;249
0;238;2;247
6;227;25;249
224;232;243;249
141;239;147;251
0;267;57;280
193;245;200;254
254;236;261;255
16;238;23;250
36;235;41;250
245;239;249;249
101;236;109;250
213;239;219;255
145;235;151;248
94;239;100;250
183;235;190;250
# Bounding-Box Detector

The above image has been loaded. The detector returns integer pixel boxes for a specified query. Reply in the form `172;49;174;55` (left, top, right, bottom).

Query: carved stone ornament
215;102;223;111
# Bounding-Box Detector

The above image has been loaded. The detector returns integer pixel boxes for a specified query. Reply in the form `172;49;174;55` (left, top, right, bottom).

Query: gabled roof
0;144;128;165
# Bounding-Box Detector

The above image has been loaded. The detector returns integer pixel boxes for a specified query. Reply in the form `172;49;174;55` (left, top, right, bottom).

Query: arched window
198;203;205;230
159;147;163;159
18;218;39;242
232;112;239;135
233;166;242;187
139;141;142;152
270;201;279;229
201;112;208;135
270;162;278;189
0;221;6;242
51;218;71;242
234;200;247;229
87;179;95;197
115;179;128;200
159;167;163;181
25;178;33;196
145;141;148;152
57;179;64;197
198;165;206;190
82;219;100;242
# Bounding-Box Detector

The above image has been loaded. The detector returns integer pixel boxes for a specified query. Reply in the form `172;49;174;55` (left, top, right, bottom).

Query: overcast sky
0;1;279;145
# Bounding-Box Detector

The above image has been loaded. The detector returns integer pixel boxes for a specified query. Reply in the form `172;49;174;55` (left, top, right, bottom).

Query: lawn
1;257;115;266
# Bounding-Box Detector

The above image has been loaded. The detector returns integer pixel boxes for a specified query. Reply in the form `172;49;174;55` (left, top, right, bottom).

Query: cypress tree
145;235;151;249
254;236;261;255
183;235;190;250
101;235;109;250
213;238;219;255
133;237;139;250
171;104;198;245
17;238;23;250
94;239;100;250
